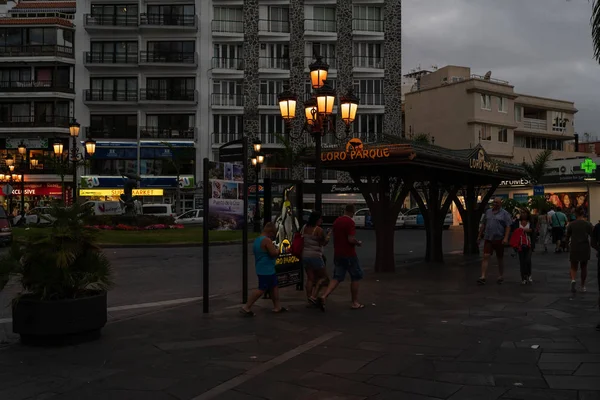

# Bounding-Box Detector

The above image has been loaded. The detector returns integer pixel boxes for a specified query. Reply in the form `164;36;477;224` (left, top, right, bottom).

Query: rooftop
0;16;73;26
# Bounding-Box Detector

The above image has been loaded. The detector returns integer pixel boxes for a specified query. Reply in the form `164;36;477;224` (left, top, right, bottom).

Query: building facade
0;0;77;213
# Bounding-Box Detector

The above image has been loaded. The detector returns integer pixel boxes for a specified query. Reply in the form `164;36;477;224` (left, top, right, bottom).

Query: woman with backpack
301;211;330;305
510;210;533;285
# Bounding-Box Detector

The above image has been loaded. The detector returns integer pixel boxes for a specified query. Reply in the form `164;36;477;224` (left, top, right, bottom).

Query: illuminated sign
79;189;164;197
469;149;499;173
321;138;391;161
581;158;597;174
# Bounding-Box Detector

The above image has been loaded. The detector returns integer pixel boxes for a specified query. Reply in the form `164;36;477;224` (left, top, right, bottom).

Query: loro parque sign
470;149;499;173
321;138;391;161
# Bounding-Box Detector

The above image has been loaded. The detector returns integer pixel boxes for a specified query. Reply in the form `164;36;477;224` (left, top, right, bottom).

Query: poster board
271;183;302;288
208;161;245;230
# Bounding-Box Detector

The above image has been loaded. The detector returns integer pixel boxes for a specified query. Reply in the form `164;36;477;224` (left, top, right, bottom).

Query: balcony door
259;80;286;106
260;43;289;69
147;41;195;62
213;80;242;106
268;7;289;32
213;44;243;69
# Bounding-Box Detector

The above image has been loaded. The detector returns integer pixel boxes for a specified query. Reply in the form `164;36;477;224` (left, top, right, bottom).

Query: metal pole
71;136;77;204
202;157;210;313
242;138;249;303
20;176;24;218
315;125;323;212
254;165;260;232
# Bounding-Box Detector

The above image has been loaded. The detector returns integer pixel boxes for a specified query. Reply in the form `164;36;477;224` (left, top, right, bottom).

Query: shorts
333;257;364;282
303;257;324;270
257;274;278;291
483;240;505;258
552;227;565;243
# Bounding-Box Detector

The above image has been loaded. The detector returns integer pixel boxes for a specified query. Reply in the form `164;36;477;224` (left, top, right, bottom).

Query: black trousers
518;248;532;280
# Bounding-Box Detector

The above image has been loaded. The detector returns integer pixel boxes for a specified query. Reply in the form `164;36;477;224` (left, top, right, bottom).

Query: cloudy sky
402;0;600;138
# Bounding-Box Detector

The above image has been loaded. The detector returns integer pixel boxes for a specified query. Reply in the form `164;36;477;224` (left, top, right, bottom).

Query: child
240;222;287;316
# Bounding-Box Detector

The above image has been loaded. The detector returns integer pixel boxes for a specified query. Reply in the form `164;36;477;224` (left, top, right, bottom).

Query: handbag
290;226;305;258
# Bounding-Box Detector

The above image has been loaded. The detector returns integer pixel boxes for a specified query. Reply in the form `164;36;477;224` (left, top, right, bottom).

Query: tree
522;149;552;183
412;133;431;144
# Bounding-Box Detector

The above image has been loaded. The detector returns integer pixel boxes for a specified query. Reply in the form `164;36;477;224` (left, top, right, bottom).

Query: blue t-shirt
483;208;512;241
253;236;276;276
551;212;568;228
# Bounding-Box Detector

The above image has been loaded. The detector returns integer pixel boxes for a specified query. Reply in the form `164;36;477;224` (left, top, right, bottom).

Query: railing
304;56;336;68
211;93;244;106
85;52;138;64
354;132;382;143
258;19;290;33
84;14;139;27
355;92;384;106
352;18;384;32
140;126;196;139
86;126;138;140
523;118;548;131
0;80;73;92
140;13;196;27
259;132;285;145
260;168;290;180
212;132;243;144
139;51;196;64
304;19;336;32
139;89;197;101
0;115;70;128
211;57;244;70
211;19;244;33
352;56;385;69
84;89;138;102
470;74;510;85
0;45;73;58
303;168;338;181
259;57;289;69
258;92;281;106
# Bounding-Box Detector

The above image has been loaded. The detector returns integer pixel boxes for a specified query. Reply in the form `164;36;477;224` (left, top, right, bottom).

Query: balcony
139;89;198;103
355;92;384;106
353;56;385;70
304;56;336;69
84;52;138;67
522;118;548;131
83;89;138;104
211;20;244;34
140;126;196;140
0;45;73;59
258;93;279;107
211;93;244;107
85;126;138;140
213;132;243;145
354;132;382;144
304;19;336;33
0;80;74;94
258;19;290;34
259;57;289;70
352;18;384;33
259;133;285;145
84;14;139;30
140;13;198;30
0;116;70;128
212;57;244;71
139;51;197;67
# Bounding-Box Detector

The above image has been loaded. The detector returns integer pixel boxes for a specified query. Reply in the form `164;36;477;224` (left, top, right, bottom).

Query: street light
277;56;360;211
251;139;264;232
30;156;39;168
18;142;26;156
53;141;64;156
59;119;92;204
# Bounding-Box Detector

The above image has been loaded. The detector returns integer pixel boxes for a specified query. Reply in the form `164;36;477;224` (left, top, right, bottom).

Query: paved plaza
2;247;600;399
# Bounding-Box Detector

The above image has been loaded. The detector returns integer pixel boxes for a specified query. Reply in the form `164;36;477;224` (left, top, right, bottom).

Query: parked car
403;207;453;230
13;207;55;226
174;209;203;225
0;205;12;245
353;208;404;229
82;201;123;216
142;203;175;217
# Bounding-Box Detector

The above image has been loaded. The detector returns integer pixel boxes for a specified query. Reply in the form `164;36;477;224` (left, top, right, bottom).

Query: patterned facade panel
383;0;402;137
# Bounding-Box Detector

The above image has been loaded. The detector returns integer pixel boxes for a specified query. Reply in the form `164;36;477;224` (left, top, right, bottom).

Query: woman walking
539;208;550;253
301;211;330;305
566;207;593;294
511;210;533;284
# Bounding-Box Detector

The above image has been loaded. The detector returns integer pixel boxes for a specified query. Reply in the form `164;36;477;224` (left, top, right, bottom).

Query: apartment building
404;65;583;163
0;0;76;211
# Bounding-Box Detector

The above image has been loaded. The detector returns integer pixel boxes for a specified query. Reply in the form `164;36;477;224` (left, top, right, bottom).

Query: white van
142;203;175;217
83;201;123;216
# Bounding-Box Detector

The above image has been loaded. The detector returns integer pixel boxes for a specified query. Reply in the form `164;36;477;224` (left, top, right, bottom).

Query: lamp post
277;56;359;212
251;138;264;233
17;142;26;218
59;120;96;205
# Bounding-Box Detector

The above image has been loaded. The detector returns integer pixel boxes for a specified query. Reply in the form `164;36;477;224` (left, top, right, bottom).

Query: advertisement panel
208;162;245;230
546;191;589;219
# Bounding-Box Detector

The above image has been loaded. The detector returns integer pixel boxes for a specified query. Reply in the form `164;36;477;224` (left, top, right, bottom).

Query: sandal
239;308;255;317
351;304;365;310
308;297;318;307
273;307;289;314
477;278;486;286
317;297;326;312
497;277;504;285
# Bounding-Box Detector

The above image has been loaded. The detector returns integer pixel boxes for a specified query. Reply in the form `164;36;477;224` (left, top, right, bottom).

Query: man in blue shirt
477;198;512;285
551;207;568;253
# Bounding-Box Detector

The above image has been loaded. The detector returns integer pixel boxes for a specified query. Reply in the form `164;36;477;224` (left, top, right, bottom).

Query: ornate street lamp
250;138;264;233
53;141;64;156
30;156;39;168
4;155;14;167
85;138;97;156
18;142;26;156
304;98;318;126
65;119;93;204
309;56;329;90
316;81;336;115
339;89;360;134
277;90;298;123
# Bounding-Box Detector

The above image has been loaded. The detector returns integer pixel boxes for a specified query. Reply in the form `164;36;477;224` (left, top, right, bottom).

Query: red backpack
509;227;531;251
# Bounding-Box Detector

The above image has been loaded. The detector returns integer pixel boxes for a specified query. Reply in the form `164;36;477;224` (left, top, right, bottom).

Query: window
90;114;137;139
90;77;137;101
515;105;522;122
552;111;568;132
213;7;243;32
147;4;195;25
90;41;138;63
353;79;384;105
0;102;29;122
213;43;244;68
259;43;289;69
260;114;286;144
147;41;195;61
0;68;31;87
146;77;195;100
353;114;383;142
481;94;491;110
353;43;383;68
498;97;506;113
213;80;243;106
311;7;335;32
306;42;335;68
267;6;289;32
90;4;138;25
353;6;383;31
478;125;491;141
259;80;287;105
213;115;243;143
497;127;508;143
515;135;564;151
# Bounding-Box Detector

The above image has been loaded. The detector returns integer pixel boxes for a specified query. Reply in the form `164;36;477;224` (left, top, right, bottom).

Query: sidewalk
2;252;600;400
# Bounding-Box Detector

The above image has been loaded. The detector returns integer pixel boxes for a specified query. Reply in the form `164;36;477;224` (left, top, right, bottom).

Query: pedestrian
592;220;600;331
477;197;512;285
530;208;540;253
539;208;550;253
566;207;593;294
301;211;330;305
240;222;287;316
510;210;533;285
551;207;568;253
318;204;364;310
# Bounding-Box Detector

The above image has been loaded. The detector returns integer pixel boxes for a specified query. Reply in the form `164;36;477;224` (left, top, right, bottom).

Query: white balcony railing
523;118;547;131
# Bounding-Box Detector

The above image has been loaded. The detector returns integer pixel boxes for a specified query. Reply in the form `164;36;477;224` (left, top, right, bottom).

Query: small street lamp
251;138;264;233
1;148;26;219
277;56;360;211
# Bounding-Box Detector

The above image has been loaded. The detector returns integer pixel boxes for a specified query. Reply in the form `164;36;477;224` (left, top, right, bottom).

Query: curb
101;240;253;249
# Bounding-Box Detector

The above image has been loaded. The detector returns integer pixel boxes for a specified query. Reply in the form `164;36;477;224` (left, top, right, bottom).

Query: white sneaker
571;280;577;293
528;276;533;283
521;280;527;285
581;286;587;293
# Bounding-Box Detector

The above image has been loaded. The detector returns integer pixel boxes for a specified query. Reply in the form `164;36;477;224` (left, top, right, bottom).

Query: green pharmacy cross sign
581;158;597;174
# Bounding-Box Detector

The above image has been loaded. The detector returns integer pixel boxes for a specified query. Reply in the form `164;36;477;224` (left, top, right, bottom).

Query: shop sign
500;178;530;187
581;158;597;174
6;138;49;149
178;176;195;189
0;183;63;196
469;150;499;173
80;176;195;189
533;185;545;196
321;138;390;162
79;189;164;197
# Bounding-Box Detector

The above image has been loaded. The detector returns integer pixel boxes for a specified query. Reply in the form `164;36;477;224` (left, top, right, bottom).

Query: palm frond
592;0;600;62
522;149;552;183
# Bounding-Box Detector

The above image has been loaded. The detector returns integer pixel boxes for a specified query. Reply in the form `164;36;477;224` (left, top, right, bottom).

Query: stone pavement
2;251;600;400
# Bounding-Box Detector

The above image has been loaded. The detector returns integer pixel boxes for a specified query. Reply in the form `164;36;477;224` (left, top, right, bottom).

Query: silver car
174;209;204;225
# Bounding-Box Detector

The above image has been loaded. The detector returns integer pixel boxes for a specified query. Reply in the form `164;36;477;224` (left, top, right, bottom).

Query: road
0;228;464;321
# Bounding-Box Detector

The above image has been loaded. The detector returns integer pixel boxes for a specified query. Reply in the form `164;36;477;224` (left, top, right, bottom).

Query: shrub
84;215;175;227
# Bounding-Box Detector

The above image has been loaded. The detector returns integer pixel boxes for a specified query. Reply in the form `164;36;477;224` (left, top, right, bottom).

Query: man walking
551;207;568;253
478;197;512;285
318;204;363;310
593;220;600;331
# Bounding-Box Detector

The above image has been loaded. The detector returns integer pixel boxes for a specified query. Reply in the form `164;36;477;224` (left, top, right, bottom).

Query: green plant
0;204;113;299
522;149;552;183
412;133;431;144
502;198;526;216
528;195;553;214
85;215;175;227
